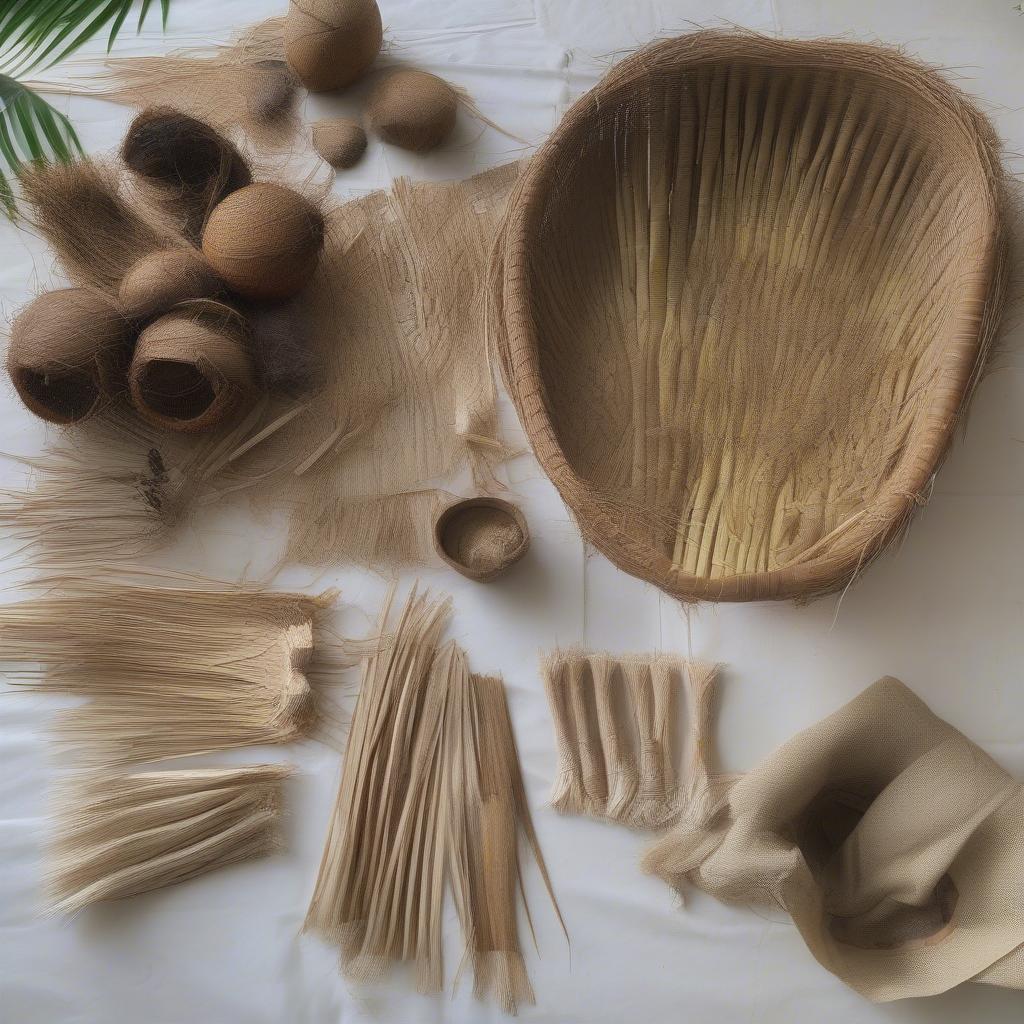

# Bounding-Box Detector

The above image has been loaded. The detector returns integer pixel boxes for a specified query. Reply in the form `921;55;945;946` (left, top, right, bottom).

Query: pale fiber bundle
492;31;1010;602
0;578;332;766
543;652;714;829
305;588;561;1012
6;288;128;424
129;299;255;433
48;765;291;914
18;158;176;291
49;19;302;152
644;678;1024;1000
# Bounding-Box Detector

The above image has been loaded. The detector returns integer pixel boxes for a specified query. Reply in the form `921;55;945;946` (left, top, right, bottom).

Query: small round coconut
285;0;383;92
7;288;127;424
119;248;222;322
200;183;325;302
366;69;458;152
312;118;367;169
129;299;255;433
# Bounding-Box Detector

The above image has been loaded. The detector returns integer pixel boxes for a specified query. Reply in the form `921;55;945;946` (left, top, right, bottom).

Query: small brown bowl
433;496;530;582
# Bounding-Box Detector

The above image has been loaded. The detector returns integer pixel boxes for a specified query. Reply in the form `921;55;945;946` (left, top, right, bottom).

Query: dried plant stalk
542;650;691;830
48;765;291;914
306;587;562;1012
0;577;334;766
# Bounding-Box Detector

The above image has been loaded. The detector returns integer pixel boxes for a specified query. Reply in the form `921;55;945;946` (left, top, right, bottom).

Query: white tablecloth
2;1;1023;1021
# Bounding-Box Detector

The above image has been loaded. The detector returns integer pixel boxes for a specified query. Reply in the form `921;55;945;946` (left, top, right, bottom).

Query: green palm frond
0;0;172;219
0;73;83;217
0;0;170;77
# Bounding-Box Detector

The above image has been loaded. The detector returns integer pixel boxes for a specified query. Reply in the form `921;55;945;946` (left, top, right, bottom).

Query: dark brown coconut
129;299;254;433
118;248;222;322
311;118;367;169
7;288;127;424
121;107;252;241
366;69;458;152
201;182;325;301
433;496;529;581
284;0;383;92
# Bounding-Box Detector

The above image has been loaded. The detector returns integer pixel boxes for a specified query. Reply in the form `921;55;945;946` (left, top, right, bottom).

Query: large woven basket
492;32;1007;602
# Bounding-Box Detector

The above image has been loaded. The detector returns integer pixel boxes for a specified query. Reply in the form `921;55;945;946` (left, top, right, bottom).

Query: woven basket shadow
492;32;1009;602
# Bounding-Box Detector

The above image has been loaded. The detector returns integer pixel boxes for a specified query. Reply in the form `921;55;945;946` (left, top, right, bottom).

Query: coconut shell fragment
129;299;255;433
312;118;367;169
119;249;222;322
366;69;458;152
7;289;127;424
285;0;383;92
201;182;325;301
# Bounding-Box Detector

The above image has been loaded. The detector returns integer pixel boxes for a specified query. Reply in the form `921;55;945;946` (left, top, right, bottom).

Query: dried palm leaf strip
48;765;291;914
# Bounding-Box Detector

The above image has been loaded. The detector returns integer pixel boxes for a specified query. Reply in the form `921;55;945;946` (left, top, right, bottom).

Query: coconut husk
118;247;223;322
129;299;255;433
18;159;176;291
122;107;252;243
284;0;383;92
433;496;529;581
491;30;1011;603
201;182;324;301
311;118;367;169
6;288;128;424
366;68;458;152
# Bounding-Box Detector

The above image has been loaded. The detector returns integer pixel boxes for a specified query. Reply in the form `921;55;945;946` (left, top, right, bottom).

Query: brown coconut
285;0;383;92
366;69;458;152
129;299;255;433
201;182;325;301
7;288;127;424
311;118;367;169
119;248;222;322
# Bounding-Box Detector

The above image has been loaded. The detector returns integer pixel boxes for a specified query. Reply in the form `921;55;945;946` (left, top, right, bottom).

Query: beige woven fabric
643;678;1024;1000
543;651;717;830
492;31;1009;602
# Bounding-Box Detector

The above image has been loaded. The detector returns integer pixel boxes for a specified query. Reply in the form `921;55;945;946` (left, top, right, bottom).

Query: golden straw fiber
491;31;1009;602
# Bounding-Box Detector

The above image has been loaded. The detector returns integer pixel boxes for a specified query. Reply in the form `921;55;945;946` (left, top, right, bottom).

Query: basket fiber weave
492;32;1008;602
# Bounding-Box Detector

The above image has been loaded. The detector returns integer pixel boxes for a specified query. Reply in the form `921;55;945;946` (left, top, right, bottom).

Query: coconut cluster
6;109;325;433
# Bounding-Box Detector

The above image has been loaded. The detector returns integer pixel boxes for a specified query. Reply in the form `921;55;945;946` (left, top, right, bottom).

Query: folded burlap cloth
643;678;1024;1000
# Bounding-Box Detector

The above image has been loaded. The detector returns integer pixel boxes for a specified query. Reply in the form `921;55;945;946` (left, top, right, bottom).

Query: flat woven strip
492;30;1009;602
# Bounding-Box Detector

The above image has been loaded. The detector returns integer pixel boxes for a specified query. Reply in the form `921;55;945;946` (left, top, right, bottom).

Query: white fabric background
1;1;1023;1021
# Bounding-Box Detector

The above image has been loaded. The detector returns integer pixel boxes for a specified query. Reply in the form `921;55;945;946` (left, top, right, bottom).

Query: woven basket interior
496;33;1005;601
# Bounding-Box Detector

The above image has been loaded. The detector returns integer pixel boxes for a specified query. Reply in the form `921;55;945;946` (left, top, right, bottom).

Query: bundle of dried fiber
305;587;452;985
0;578;333;767
447;672;564;1014
305;587;562;1010
129;299;255;433
543;651;710;830
122;108;252;243
492;30;1010;603
48;765;291;914
49;19;301;152
6;288;129;424
18;158;176;291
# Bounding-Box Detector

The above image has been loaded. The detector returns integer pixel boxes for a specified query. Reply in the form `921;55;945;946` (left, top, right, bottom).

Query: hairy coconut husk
129;299;255;432
7;288;128;424
284;0;382;92
249;299;321;396
201;182;325;301
118;248;223;322
311;118;367;169
366;69;458;152
121;107;252;243
18;159;175;291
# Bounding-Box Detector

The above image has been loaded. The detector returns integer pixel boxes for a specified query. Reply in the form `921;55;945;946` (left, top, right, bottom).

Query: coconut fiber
491;30;1010;602
644;678;1024;999
48;765;291;914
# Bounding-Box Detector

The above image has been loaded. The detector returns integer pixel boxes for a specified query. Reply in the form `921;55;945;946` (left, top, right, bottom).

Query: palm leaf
0;0;170;76
0;73;82;218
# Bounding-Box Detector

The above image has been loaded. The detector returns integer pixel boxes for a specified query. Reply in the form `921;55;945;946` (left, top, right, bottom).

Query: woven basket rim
494;31;1007;602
